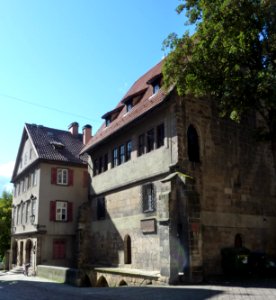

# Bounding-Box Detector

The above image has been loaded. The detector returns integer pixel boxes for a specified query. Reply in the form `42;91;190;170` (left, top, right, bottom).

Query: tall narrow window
234;234;243;248
105;117;111;127
187;125;200;162
112;148;119;167
119;144;125;164
99;157;103;174
93;159;99;176
126;140;132;161
138;134;145;156
33;169;38;186
157;123;165;148
97;197;106;220
142;183;155;212
153;83;160;94
126;100;133;112
146;129;155;152
103;153;108;171
124;235;131;264
26;201;31;224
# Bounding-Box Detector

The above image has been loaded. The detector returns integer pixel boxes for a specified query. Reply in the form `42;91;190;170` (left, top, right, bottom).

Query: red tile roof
81;60;171;153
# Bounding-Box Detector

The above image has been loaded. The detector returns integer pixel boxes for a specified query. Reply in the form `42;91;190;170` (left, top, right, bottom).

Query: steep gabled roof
11;123;87;182
81;59;172;153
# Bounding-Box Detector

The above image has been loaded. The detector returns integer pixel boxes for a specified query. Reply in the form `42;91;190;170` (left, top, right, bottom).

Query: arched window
234;234;243;248
187;125;200;162
124;235;131;264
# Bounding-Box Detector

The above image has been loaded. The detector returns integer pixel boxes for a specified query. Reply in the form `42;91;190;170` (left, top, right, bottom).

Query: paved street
1;270;276;299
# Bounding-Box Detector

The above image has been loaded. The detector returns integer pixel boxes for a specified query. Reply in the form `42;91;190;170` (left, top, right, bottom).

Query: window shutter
68;169;74;186
67;202;73;222
50;201;56;221
51;168;57;185
83;171;89;188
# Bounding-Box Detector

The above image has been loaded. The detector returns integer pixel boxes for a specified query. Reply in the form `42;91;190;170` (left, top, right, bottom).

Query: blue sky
0;0;191;194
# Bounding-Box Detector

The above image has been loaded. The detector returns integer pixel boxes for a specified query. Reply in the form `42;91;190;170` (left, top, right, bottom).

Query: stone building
78;60;276;286
10;122;90;273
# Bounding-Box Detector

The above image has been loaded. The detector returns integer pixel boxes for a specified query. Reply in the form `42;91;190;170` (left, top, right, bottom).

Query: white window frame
56;201;68;221
57;169;68;185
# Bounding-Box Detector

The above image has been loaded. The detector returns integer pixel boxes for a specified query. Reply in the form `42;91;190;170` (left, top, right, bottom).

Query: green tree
0;191;12;260
163;0;276;171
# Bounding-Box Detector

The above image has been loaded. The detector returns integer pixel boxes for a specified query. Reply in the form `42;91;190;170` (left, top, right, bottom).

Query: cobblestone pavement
1;270;276;299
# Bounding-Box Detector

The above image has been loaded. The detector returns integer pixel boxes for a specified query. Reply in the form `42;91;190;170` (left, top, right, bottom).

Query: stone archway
81;274;92;287
96;275;109;287
118;279;128;286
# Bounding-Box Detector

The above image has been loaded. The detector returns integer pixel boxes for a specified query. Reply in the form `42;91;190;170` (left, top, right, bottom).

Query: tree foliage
163;0;276;170
0;191;12;259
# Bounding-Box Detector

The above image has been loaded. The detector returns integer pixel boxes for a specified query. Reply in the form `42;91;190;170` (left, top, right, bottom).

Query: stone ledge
92;266;160;279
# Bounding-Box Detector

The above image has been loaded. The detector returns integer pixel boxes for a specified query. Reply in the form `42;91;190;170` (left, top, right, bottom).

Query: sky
0;0;192;195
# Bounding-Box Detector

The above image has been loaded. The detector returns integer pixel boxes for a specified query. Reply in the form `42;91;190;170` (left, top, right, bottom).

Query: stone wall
176;95;276;276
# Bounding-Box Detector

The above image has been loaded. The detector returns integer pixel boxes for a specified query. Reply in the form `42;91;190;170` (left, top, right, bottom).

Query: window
16;205;20;225
29;148;33;160
142;183;155;212
51;168;73;186
27;174;31;189
153;83;160;94
119;144;125;164
126;101;133;112
126;140;132;161
31;199;36;224
26;201;31;224
33;169;38;186
112;147;119;167
56;201;68;221
157;123;165;148
106;117;111;127
99;157;103;174
187;125;200;162
21;202;24;224
97;197;106;220
53;239;66;259
124;235;131;264
138;134;145;156
93;159;99;176
50;200;73;222
103;153;108;171
146;129;155;152
57;169;68;185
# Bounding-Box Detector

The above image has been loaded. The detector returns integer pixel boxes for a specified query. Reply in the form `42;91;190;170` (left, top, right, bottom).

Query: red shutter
67;202;73;222
51;168;57;185
83;171;89;188
50;201;56;221
68;169;74;186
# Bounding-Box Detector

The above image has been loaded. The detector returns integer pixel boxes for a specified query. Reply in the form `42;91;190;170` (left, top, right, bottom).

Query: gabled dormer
102;105;124;127
147;73;163;95
122;88;147;113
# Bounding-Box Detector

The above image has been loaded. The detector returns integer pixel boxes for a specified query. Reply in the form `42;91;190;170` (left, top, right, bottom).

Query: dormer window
153;83;160;94
102;105;124;127
126;100;133;113
105;118;111;127
147;74;162;95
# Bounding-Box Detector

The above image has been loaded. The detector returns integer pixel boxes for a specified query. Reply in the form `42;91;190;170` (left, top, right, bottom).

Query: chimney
82;124;92;145
68;122;79;136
